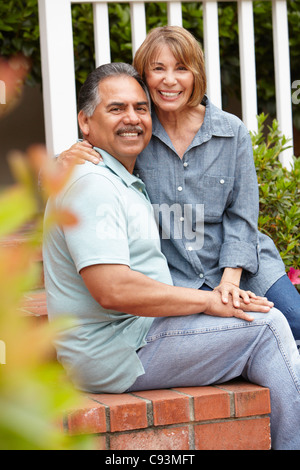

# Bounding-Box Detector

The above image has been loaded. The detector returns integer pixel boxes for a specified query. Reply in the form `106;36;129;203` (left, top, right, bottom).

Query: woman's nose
163;70;177;86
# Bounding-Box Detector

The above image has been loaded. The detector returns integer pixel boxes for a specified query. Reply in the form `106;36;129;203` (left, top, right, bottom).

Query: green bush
251;114;300;291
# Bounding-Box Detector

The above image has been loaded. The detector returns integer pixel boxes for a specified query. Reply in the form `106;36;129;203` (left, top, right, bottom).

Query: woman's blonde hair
133;26;206;107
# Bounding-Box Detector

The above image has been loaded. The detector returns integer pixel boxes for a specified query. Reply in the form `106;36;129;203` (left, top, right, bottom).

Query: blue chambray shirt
134;96;285;296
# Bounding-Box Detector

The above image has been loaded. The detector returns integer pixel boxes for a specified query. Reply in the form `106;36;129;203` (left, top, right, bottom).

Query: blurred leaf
0;186;36;238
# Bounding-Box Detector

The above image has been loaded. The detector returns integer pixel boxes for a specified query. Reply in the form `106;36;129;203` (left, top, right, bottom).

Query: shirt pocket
202;175;235;221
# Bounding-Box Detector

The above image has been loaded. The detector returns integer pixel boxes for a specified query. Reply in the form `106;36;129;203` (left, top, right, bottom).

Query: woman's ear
78;110;90;137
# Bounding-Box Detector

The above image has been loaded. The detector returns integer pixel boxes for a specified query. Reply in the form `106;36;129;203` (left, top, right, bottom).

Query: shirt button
183;162;188;167
177;186;183;192
187;246;193;251
220;179;225;184
199;273;204;278
179;217;184;222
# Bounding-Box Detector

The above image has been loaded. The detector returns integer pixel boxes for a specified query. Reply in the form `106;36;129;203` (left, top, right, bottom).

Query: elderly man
43;63;300;450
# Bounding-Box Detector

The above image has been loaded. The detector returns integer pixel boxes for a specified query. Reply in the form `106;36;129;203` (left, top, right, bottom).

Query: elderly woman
58;26;300;343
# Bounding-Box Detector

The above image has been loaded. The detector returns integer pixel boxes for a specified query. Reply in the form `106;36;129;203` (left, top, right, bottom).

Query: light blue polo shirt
43;148;173;393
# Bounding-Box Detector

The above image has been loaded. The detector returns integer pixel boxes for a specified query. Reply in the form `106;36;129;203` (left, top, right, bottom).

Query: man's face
78;75;152;171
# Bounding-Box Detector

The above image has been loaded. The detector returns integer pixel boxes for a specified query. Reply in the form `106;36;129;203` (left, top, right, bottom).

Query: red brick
174;386;231;421
21;291;48;317
91;393;148;432
133;389;190;426
109;425;190;450
67;396;107;435
217;381;271;417
194;417;271;450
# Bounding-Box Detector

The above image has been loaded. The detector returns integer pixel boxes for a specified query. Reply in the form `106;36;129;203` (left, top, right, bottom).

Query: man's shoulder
64;161;122;194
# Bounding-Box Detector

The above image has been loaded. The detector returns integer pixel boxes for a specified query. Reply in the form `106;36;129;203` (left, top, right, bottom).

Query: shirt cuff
219;241;259;275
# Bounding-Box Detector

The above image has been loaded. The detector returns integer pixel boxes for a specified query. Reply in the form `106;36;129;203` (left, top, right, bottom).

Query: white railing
38;0;294;168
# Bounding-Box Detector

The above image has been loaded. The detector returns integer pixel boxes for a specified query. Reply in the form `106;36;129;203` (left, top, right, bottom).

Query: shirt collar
93;147;148;195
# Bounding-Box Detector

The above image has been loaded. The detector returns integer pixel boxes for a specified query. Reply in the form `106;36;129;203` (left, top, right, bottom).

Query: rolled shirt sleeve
219;131;259;275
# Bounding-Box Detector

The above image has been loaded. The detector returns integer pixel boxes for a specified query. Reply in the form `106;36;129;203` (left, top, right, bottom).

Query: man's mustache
116;126;144;135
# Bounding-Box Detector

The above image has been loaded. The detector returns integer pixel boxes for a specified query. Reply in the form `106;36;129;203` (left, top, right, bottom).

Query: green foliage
0;91;92;450
1;1;300;130
0;146;93;449
251;114;300;291
0;0;41;87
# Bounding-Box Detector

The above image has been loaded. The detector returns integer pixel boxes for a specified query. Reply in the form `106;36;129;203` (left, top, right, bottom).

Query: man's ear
78;110;90;137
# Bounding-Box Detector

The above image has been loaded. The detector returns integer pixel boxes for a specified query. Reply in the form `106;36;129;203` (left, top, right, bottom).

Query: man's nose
123;107;141;124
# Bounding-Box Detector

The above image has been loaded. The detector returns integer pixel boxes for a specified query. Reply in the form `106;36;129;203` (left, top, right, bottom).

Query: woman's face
145;44;195;113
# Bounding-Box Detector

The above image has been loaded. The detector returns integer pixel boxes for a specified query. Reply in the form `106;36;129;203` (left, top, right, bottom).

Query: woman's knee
262;307;296;345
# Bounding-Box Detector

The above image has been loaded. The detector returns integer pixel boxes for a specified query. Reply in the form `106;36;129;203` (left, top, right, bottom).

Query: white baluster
202;1;222;109
238;0;258;133
94;2;111;66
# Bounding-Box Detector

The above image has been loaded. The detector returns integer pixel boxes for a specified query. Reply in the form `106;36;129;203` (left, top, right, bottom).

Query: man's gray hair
78;62;151;117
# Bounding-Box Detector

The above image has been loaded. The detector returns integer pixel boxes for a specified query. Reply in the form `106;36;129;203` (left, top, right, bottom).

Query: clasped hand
211;281;273;321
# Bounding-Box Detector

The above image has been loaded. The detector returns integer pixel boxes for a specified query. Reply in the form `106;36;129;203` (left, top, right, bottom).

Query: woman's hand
214;281;261;308
206;289;273;322
57;140;101;169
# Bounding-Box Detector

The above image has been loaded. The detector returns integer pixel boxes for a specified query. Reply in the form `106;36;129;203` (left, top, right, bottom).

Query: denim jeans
128;308;300;450
265;274;300;347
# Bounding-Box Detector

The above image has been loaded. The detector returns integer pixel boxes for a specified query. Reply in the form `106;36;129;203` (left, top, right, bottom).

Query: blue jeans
265;274;300;347
128;309;300;450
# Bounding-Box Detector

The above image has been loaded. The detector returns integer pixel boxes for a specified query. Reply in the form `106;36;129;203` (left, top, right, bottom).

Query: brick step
6;233;271;450
65;381;271;450
21;290;48;323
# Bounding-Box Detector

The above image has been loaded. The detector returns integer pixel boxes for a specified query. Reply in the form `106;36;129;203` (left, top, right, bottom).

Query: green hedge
251;115;300;288
1;0;300;128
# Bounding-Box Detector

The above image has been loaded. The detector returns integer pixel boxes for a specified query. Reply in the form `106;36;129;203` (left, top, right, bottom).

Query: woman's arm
217;128;261;304
214;267;260;307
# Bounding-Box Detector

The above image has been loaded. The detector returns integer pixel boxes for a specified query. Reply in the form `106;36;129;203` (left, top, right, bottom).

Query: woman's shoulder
207;97;249;138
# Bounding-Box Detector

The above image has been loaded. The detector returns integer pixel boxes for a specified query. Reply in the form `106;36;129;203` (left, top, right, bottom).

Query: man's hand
204;289;273;322
58;140;101;168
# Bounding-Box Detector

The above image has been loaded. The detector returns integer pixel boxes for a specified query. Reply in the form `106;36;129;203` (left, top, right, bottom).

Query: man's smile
116;126;144;138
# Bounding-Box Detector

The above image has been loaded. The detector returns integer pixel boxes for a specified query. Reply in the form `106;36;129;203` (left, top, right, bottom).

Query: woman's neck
155;104;206;159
